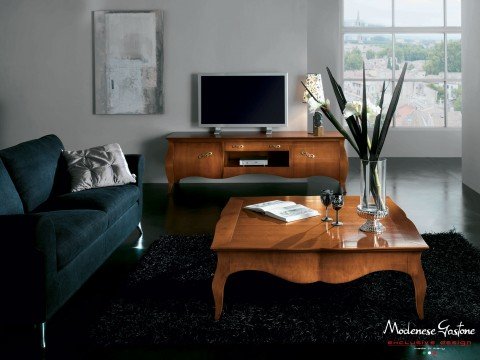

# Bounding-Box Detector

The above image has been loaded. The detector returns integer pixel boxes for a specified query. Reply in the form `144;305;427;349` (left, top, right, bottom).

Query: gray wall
462;0;480;193
0;0;463;185
307;0;341;132
0;0;307;183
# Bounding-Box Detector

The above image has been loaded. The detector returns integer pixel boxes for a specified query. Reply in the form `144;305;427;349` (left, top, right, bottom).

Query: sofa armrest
125;154;145;188
0;214;57;323
125;154;145;217
0;214;55;257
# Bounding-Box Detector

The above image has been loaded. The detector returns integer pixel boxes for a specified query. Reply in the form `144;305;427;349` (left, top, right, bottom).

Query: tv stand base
212;127;274;135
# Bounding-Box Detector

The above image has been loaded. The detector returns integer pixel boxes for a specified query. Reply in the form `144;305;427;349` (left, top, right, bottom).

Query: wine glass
320;190;333;222
331;194;344;226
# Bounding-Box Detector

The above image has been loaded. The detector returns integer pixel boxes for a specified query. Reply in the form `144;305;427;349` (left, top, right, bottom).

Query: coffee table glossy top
211;196;428;252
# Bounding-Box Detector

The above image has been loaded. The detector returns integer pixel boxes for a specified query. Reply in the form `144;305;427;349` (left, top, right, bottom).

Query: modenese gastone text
383;319;476;338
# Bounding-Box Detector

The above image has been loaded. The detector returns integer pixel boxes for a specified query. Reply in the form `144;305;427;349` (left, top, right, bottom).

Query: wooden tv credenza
165;131;348;192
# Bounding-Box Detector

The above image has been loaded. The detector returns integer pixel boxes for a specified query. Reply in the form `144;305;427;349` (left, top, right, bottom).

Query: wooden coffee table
211;196;428;320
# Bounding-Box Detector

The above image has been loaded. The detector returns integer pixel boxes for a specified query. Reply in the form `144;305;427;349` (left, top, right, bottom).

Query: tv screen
198;74;287;127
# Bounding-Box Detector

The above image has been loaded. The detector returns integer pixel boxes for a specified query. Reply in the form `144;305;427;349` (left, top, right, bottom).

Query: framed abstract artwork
93;10;164;114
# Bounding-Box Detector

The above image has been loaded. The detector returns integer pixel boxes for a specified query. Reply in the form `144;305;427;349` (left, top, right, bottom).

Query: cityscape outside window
343;0;461;127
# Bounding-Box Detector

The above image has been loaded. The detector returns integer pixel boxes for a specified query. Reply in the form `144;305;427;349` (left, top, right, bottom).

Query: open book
244;200;319;223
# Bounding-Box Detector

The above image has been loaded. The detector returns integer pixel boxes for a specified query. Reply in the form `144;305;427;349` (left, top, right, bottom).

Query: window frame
341;0;462;128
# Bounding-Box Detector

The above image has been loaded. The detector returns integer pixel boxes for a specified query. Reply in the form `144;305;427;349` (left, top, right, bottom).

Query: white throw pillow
63;143;136;192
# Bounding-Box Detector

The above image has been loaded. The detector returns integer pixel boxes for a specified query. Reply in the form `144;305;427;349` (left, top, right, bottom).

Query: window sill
387;127;461;131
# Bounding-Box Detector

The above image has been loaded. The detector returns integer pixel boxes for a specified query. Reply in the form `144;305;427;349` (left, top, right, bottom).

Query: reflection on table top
212;196;428;252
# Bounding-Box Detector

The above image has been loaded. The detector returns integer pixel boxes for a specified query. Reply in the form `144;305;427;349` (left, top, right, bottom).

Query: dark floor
2;158;480;359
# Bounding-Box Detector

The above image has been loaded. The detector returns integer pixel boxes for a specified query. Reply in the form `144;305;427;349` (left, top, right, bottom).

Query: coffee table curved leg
212;254;230;320
410;262;427;320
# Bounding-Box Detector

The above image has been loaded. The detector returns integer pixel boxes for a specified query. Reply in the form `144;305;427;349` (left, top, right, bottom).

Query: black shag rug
91;232;480;346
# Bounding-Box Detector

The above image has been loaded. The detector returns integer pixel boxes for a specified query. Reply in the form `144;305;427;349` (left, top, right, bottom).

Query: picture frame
93;10;164;114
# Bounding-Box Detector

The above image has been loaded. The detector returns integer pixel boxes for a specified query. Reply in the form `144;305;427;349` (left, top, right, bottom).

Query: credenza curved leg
212;254;230;320
410;263;427;320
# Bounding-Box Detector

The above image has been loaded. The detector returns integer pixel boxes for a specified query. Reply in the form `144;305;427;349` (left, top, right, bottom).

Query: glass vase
357;158;388;233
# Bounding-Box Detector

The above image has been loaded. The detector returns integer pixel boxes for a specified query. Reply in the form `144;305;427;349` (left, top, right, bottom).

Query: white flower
307;96;330;114
344;101;363;118
344;100;381;123
367;104;381;123
323;98;331;110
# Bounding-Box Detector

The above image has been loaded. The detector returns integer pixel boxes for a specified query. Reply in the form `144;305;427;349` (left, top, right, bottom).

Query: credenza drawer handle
269;144;282;149
301;151;316;159
231;144;244;149
198;151;214;159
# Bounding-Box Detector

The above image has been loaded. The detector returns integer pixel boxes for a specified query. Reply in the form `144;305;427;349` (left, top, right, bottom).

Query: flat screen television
198;73;288;130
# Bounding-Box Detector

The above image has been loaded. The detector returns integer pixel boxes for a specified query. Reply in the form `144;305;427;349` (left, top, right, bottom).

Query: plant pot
313;126;324;136
357;158;388;233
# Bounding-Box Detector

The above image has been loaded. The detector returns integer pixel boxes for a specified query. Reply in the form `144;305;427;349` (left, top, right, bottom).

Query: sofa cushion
0;135;65;212
0;159;24;215
36;210;108;269
62;143;136;192
43;185;140;226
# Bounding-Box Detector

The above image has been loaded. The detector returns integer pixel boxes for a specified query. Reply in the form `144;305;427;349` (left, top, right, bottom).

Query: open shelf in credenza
224;151;290;168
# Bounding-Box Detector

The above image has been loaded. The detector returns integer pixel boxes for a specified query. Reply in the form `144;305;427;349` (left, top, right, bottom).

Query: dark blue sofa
0;134;144;341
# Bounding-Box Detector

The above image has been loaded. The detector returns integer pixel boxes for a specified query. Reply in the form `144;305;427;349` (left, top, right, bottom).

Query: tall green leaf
374;63;408;159
345;114;361;145
370;81;386;159
326;67;347;113
301;79;360;155
345;115;362;157
360;64;368;160
301;81;323;105
321;106;360;156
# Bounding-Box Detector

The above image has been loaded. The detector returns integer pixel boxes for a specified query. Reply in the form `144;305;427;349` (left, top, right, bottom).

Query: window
342;0;462;127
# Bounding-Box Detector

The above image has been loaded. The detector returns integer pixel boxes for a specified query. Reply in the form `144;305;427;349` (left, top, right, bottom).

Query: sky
344;0;461;27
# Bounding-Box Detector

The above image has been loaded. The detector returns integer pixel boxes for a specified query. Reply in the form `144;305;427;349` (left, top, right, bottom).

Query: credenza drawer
173;143;223;179
291;143;340;178
224;141;290;152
